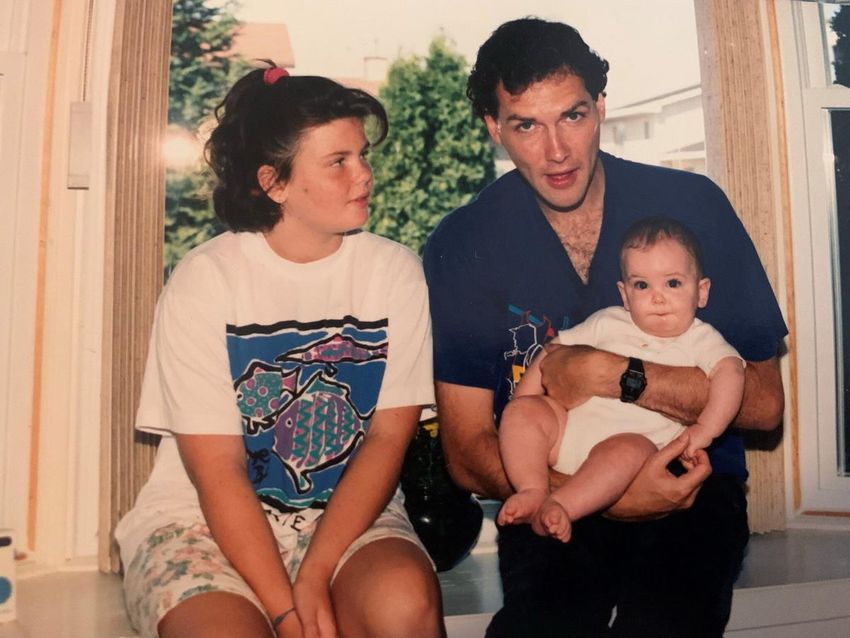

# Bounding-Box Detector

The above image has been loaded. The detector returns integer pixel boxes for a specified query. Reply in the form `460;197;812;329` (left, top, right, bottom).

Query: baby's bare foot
534;498;573;542
498;488;547;525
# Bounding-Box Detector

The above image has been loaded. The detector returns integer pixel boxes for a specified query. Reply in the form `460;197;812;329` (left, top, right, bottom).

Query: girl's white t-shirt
115;230;434;566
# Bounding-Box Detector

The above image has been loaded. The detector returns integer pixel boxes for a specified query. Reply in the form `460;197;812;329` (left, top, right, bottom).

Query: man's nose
544;128;569;163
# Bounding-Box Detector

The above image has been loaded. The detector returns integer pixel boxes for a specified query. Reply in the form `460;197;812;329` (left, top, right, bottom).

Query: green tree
367;37;495;254
833;6;850;88
165;0;249;272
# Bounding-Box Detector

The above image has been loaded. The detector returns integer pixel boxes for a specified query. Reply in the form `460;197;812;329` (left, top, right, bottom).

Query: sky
234;0;701;110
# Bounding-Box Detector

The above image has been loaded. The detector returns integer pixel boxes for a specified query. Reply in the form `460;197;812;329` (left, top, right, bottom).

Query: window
785;0;850;510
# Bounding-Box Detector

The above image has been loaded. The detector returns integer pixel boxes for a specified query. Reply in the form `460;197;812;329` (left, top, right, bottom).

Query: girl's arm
177;433;304;638
293;404;422;638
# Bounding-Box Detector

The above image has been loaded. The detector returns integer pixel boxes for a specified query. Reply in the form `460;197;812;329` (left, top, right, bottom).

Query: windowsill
786;512;850;531
6;524;850;638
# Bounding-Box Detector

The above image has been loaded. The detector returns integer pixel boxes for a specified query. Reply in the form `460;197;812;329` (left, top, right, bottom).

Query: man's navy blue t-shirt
423;152;787;479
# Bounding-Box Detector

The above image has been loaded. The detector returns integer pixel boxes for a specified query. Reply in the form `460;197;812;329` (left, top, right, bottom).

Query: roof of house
606;84;702;119
227;22;295;67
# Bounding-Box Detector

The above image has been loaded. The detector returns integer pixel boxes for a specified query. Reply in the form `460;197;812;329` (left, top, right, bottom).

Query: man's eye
564;112;584;122
515;120;535;132
634;281;648;290
667;279;681;288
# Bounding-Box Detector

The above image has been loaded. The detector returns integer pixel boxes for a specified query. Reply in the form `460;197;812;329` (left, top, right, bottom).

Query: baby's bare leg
534;433;657;542
498;395;567;525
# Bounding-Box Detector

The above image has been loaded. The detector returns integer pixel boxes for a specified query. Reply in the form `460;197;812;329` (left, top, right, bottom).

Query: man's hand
540;343;624;409
604;434;711;521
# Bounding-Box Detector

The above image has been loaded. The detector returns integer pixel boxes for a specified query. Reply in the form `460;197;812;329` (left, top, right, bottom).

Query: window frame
784;0;850;511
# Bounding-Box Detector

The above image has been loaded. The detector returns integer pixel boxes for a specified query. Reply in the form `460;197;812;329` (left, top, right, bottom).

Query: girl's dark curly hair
205;66;388;232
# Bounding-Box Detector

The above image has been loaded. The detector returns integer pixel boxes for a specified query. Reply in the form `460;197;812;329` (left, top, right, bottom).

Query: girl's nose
358;158;373;186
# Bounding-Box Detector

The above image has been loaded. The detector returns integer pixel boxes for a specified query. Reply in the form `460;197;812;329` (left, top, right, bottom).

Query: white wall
0;0;46;554
0;0;112;566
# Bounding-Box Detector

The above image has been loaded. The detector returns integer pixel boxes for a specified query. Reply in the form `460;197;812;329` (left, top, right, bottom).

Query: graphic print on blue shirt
503;304;567;396
226;316;388;512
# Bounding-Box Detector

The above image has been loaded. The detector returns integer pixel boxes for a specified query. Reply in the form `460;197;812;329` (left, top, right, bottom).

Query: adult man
423;18;786;638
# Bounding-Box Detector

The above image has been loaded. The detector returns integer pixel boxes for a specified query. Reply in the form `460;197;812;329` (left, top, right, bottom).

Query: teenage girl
115;65;444;638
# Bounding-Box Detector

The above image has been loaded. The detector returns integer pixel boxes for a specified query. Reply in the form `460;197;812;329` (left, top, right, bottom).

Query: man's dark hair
467;17;609;120
619;217;705;279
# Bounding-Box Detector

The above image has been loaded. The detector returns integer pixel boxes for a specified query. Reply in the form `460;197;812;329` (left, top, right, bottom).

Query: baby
497;216;745;541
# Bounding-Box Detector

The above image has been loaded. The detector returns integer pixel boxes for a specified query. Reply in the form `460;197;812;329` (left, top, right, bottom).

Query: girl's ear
257;164;287;204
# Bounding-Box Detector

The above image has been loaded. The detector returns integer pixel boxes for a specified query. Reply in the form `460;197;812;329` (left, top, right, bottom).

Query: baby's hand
679;424;714;466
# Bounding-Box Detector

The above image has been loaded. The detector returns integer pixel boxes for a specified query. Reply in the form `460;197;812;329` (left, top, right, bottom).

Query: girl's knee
158;592;270;638
337;550;443;637
373;585;442;636
372;563;442;636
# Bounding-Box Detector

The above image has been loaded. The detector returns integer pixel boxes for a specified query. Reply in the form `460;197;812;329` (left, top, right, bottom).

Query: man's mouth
544;168;578;188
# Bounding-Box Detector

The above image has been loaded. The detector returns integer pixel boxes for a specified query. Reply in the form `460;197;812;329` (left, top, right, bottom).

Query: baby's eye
634;281;648;290
667;279;682;288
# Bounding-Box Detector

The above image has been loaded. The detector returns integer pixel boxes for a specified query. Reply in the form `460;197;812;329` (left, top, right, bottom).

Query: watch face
623;375;643;391
620;365;646;402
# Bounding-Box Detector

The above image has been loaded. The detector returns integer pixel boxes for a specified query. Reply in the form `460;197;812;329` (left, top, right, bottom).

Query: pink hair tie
263;67;289;85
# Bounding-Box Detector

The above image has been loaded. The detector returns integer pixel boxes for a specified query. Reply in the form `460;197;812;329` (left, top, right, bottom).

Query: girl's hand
293;569;338;638
275;609;305;638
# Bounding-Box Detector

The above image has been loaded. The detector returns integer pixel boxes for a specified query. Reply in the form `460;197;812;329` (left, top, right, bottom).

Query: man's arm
643;357;782;431
435;381;513;501
540;344;784;430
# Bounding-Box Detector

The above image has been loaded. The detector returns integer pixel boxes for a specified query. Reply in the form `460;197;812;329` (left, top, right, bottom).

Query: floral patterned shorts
123;498;428;638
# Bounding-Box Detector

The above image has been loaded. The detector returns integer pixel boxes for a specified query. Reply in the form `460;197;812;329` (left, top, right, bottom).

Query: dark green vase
400;418;484;572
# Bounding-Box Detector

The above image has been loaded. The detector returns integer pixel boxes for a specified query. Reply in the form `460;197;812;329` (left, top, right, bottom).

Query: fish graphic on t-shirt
233;330;385;501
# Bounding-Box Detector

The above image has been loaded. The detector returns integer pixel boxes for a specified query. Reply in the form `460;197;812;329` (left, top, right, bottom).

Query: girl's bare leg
498;395;567;525
534;433;657;542
331;537;444;638
158;591;272;638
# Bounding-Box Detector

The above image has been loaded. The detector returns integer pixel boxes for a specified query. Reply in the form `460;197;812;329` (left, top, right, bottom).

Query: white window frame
783;0;850;511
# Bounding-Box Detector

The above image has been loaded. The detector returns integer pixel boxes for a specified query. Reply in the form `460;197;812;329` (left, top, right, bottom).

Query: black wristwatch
619;357;646;403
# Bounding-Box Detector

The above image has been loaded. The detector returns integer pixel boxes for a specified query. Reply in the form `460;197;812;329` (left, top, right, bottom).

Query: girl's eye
667;279;681;288
634;281;648;290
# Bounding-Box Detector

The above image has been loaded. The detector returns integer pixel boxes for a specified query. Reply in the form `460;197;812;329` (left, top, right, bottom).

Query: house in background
602;84;706;174
228;22;295;68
